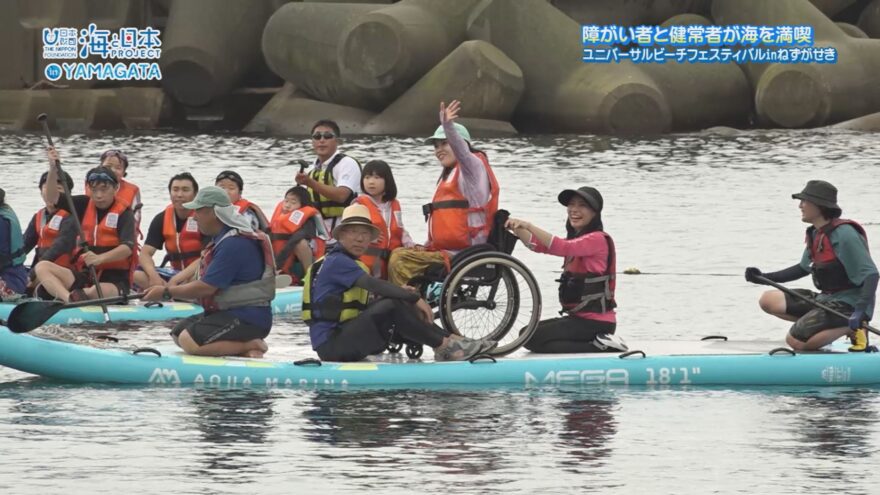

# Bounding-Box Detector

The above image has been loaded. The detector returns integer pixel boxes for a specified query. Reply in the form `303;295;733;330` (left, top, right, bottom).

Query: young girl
269;186;327;285
355;160;414;279
215;170;270;232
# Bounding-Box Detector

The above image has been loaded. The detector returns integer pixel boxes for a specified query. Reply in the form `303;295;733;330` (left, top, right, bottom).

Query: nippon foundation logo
42;23;163;81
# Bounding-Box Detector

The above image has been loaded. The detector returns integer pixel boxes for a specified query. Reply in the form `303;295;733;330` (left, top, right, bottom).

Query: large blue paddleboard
0;328;875;388
0;287;303;326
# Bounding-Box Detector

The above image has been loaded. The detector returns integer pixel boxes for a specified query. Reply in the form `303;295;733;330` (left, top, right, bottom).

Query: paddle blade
6;300;65;333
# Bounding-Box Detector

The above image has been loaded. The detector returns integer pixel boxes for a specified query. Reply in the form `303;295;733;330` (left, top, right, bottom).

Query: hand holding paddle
37;113;111;323
754;275;880;337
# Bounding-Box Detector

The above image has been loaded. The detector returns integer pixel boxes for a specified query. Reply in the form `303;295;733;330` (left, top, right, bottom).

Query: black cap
215;170;244;191
558;186;603;212
39;170;74;191
792;180;839;209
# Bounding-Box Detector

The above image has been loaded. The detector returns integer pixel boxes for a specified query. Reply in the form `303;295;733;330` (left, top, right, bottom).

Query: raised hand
439;100;461;124
47;146;60;169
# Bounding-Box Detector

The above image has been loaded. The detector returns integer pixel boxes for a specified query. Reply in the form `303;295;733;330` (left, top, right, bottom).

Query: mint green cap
183;186;232;209
424;123;471;145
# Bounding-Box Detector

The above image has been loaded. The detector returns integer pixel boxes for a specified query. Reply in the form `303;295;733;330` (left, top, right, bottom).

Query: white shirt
313;151;361;235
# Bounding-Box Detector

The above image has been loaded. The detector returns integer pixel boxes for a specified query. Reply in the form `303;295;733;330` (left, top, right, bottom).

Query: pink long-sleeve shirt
530;232;616;323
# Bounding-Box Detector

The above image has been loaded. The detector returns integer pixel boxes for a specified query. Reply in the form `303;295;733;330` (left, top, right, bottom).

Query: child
215;170;270;232
355;160;414;279
269;186;327;285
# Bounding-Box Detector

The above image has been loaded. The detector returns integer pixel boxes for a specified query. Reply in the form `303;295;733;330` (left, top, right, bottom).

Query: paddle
7;274;294;333
755;275;880;337
37;113;111;324
7;292;146;333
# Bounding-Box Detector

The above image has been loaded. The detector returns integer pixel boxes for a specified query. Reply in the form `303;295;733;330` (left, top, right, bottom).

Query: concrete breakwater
1;0;879;135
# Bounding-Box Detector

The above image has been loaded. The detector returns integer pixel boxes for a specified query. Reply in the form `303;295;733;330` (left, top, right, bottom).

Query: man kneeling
144;187;275;357
304;204;492;362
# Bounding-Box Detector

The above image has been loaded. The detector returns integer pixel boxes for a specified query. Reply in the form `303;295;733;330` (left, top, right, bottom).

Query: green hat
424;123;471;145
183;186;232;209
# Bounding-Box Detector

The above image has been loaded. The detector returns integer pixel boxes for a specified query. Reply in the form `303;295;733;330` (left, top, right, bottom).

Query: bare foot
244;338;269;353
241;350;265;358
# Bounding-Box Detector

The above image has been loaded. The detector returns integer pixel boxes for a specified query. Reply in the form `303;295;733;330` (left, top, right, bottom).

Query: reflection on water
558;396;617;468
1;130;880;492
767;388;880;494
190;389;277;479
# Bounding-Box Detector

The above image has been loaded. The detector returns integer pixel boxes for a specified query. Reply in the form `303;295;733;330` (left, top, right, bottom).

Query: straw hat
332;204;380;241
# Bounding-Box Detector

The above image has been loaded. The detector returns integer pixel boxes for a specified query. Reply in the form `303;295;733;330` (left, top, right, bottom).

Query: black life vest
557;231;617;315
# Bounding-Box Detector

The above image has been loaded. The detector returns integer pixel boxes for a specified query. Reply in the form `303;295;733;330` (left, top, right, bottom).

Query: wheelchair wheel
439;252;541;357
405;344;424;359
387;342;403;354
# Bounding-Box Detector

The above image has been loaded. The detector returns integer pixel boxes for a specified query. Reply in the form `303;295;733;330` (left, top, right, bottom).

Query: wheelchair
386;210;542;359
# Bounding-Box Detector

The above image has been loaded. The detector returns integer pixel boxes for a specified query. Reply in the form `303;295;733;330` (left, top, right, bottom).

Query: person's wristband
163;287;172;301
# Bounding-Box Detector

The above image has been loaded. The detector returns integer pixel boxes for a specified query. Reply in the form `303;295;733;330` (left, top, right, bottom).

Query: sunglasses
311;132;336;141
216;172;241;182
87;171;118;185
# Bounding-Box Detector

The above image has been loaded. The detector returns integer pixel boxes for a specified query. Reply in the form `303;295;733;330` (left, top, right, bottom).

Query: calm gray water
1;130;879;493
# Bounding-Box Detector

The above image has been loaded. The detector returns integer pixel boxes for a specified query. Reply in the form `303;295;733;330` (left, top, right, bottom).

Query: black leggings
524;316;617;354
316;298;450;362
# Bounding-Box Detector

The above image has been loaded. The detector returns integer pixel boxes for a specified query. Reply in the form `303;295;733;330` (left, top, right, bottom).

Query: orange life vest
161;205;203;271
85;179;142;239
234;198;270;231
424;152;499;251
34;208;74;268
269;203;325;277
78;199;137;277
85;179;141;210
356;196;403;278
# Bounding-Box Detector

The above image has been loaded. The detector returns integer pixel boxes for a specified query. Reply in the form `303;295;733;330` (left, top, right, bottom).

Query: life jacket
161;205;202;271
268;203;325;277
807;219;869;293
423;152;499;251
118;180;141;212
34;208;74;268
0;205;25;270
308;153;361;222
77;199;137;277
233;198;270;231
355;196;403;279
86;179;141;210
557;232;617;315
197;228;276;313
86;179;143;239
302;250;369;324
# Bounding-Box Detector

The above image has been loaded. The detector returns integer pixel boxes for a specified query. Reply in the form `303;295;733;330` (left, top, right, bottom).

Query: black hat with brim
558;186;603;213
792;180;839;209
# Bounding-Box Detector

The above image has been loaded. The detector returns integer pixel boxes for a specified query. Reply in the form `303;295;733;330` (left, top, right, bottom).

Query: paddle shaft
52;292;147;311
37;114;110;321
756;275;880;337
